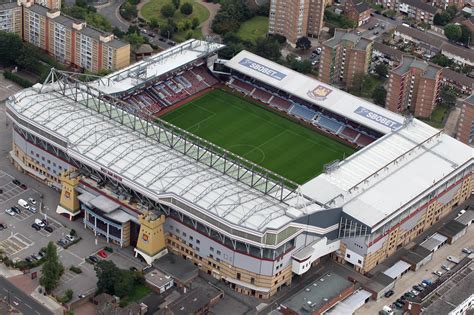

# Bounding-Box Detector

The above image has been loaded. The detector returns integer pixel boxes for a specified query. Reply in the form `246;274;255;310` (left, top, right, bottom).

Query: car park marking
0;234;30;256
60;270;79;283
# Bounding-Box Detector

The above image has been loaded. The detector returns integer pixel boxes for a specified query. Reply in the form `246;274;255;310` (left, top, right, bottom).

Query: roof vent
305;288;311;292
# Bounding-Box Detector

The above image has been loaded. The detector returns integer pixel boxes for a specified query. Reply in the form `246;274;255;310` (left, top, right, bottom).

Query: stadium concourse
6;39;473;300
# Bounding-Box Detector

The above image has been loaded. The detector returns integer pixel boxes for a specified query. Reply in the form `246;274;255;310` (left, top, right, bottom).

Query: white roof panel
226;50;404;134
383;260;411;279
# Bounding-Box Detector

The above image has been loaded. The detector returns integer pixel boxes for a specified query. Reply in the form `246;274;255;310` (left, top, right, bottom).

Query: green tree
0;32;23;65
460;24;472;46
125;32;145;50
172;0;180;9
191;17;199;29
114;270;135;297
372;86;387;105
160;23;175;38
39;242;64;293
431;53;453;67
95;260;121;294
253;37;281;61
161;4;175;18
445;24;462;42
149;17;160;29
438;86;457;107
180;2;193;15
374;63;388;78
121;2;138;20
296;36;311;50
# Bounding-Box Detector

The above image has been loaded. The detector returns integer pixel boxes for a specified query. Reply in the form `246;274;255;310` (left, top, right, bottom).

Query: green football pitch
161;89;356;184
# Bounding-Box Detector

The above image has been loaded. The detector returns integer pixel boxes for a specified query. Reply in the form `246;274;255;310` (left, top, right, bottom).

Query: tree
180;2;193;15
172;0;180;9
95;260;121;295
438;86;457;108
460;24;472;46
160;23;175;38
374;63;388;79
125;32;145;50
296;36;311;50
114;270;135;297
149;17;160;29
39;242;64;293
0;32;23;65
191;17;200;29
121;2;137;20
431;53;453;67
253;37;281;61
444;24;462;42
161;4;175;18
372;86;387;105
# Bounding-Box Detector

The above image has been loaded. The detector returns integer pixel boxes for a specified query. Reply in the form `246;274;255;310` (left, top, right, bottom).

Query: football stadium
6;39;473;299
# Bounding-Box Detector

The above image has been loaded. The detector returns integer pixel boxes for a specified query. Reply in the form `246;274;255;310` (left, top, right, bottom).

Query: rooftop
400;0;439;14
354;1;371;13
392;55;441;79
394;25;444;48
93;39;224;94
465;94;474;105
324;29;372;50
373;42;403;62
0;2;20;10
145;268;173;289
281;273;353;313
153;254;198;285
226;50;403;135
441;42;474;63
441;68;474;87
300;119;473;229
166;286;222;315
438;220;467;237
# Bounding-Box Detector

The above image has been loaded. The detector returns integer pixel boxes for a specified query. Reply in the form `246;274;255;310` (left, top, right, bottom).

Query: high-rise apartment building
386;56;441;118
268;0;325;46
0;2;22;36
319;29;373;88
456;95;474;145
0;0;130;73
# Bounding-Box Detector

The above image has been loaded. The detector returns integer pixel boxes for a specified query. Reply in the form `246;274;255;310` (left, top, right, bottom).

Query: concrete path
444;107;461;136
196;0;220;37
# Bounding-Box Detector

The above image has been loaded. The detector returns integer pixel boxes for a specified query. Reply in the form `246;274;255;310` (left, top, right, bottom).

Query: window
196;239;200;244
346;253;351;258
189;236;193;240
196;247;200;252
237;273;241;280
176;228;180;233
182;232;186;237
250;277;255;284
358;259;362;264
217;250;221;255
210;247;214;252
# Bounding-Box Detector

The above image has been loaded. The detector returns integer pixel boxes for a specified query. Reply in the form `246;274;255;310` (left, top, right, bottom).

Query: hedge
3;71;34;88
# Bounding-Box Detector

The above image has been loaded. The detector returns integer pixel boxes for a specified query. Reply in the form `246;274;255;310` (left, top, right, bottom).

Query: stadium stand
340;127;359;141
289;104;317;121
356;133;375;147
270;96;293;112
315;115;344;134
251;88;272;103
229;78;255;94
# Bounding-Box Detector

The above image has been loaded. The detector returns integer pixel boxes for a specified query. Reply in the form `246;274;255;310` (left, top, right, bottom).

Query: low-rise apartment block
319;29;373;88
344;0;372;26
456;95;474;145
398;0;439;23
386;55;441;118
0;1;130;73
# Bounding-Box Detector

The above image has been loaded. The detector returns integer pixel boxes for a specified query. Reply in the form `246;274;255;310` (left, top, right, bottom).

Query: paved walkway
196;0;220;37
31;286;63;315
444;106;461;136
0;264;22;278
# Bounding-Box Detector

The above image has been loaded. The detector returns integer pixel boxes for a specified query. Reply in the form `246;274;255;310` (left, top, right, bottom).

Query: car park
31;223;41;231
384;290;394;298
28;198;37;205
44;226;53;233
5;208;16;216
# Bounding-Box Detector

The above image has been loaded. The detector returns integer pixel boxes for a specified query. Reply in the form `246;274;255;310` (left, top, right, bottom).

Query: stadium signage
354;106;402;130
307;85;333;101
238;58;287;80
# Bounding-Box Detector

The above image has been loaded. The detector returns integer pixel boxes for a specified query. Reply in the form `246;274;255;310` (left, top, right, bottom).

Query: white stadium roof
91;39;224;94
8;81;323;236
301;119;473;229
226;51;404;135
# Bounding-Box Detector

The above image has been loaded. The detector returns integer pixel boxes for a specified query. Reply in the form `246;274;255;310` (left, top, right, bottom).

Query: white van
18;199;29;209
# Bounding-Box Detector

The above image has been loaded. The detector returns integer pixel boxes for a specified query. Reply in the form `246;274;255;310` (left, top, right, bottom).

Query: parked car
19;184;27;190
0;223;7;230
462;248;472;254
5;208;16;216
65;234;76;242
410;290;419;296
97;250;108;258
422;279;432;286
12;179;21;186
88;255;99;264
28;198;37;205
11;206;21;214
413;285;424;292
404;292;415;298
384;290;394;298
394;301;403;309
34;219;45;228
447;256;460;264
441;264;451;271
57;239;67;247
433;270;443;276
44;226;53;233
28;206;37;213
31;223;41;231
396;299;405;305
129;266;138;272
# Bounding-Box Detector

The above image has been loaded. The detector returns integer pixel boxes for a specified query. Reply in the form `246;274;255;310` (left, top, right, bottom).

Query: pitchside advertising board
354;106;402;130
238;58;287;81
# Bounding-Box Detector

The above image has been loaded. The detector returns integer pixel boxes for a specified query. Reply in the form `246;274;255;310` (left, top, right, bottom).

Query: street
0;276;52;315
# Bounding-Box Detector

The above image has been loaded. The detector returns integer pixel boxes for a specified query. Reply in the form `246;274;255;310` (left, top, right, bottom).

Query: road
96;0;129;32
0;276;53;315
359;14;402;41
